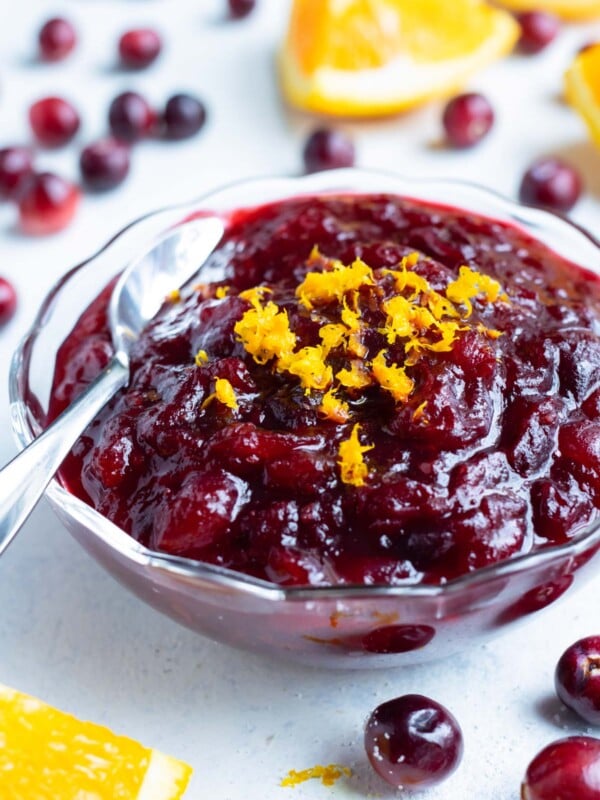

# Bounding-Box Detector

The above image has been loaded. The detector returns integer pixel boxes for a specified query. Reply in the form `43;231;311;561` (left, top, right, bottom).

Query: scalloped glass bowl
10;169;600;668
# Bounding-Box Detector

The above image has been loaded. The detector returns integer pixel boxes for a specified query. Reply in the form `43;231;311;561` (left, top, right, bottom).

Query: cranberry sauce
49;194;600;587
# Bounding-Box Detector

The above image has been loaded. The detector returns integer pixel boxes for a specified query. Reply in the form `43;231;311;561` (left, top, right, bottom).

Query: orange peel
279;0;518;117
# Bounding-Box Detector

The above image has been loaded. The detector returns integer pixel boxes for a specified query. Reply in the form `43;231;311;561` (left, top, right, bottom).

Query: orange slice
0;683;192;799
565;44;600;146
496;0;600;20
279;0;519;117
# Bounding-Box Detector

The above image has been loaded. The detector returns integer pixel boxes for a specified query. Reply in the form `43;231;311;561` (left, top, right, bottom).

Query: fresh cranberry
29;97;80;147
228;0;256;19
303;129;355;173
517;12;560;54
118;28;162;69
0;278;17;326
522;737;600;800
0;147;34;200
79;138;130;191
364;695;463;789
442;93;494;148
38;17;76;61
18;173;80;235
163;94;207;140
555;637;600;724
519;158;582;213
108;92;156;143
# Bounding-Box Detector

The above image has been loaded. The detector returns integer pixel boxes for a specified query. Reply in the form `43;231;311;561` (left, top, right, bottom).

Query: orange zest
281;763;352;788
231;248;507;486
338;423;374;487
233;249;505;420
202;377;239;411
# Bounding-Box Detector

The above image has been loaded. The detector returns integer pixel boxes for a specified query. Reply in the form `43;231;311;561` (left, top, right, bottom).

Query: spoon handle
0;355;128;557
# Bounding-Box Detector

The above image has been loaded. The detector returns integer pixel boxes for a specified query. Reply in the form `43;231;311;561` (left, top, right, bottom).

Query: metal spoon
0;215;225;556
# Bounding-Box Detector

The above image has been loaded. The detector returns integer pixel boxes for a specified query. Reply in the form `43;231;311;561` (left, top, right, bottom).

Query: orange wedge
0;683;192;799
565;44;600;147
279;0;519;117
496;0;600;20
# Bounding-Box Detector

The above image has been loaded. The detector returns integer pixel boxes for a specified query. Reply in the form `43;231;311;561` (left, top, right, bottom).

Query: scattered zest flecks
280;763;352;788
201;377;238;411
196;247;507;486
338;424;374;488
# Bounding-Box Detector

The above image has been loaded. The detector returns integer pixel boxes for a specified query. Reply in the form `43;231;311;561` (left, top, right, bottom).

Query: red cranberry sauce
49;194;600;587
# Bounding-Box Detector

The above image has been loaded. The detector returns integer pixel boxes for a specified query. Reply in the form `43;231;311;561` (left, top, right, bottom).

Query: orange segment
288;0;402;72
0;683;192;799
565;44;600;147
279;0;519;117
496;0;600;20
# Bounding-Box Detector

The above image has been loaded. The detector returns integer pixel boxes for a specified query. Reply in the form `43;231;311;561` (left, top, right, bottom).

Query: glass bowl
10;169;600;668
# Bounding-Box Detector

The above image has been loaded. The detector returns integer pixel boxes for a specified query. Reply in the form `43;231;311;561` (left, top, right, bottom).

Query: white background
2;1;600;797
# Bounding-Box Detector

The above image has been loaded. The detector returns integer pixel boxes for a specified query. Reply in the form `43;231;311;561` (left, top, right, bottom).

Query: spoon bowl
0;215;224;556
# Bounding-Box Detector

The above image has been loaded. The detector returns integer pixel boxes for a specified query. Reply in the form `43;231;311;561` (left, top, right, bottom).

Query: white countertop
2;2;600;797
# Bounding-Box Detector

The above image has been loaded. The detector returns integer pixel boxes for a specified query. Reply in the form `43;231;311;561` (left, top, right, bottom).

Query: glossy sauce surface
49;194;600;586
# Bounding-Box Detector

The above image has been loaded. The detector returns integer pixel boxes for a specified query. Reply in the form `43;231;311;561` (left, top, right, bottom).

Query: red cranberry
80;138;131;191
0;277;17;326
303;129;355;173
163;94;207;140
519;158;582;213
118;28;162;69
18;173;80;235
29;97;80;147
364;694;463;789
555;636;600;724
522;737;600;800
517;12;560;54
229;0;256;19
442;93;495;148
38;17;76;61
362;624;435;654
0;147;34;200
108;92;156;143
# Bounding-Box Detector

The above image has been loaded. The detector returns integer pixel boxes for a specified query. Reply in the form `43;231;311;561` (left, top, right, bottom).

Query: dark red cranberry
442;93;494;148
108;92;156;143
517;12;560;54
38;17;76;61
362;625;435;654
555;637;600;724
18;173;80;235
364;694;463;789
303;129;355;173
228;0;256;19
0;277;17;326
118;28;162;69
0;147;34;200
29;97;80;147
79;138;131;191
163;94;207;140
497;576;573;625
522;737;600;800
519;158;582;213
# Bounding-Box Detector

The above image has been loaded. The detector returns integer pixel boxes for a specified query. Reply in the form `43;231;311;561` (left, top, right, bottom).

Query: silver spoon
0;215;225;556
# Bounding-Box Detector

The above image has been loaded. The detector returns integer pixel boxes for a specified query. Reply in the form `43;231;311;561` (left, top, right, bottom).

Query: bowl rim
10;166;600;603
